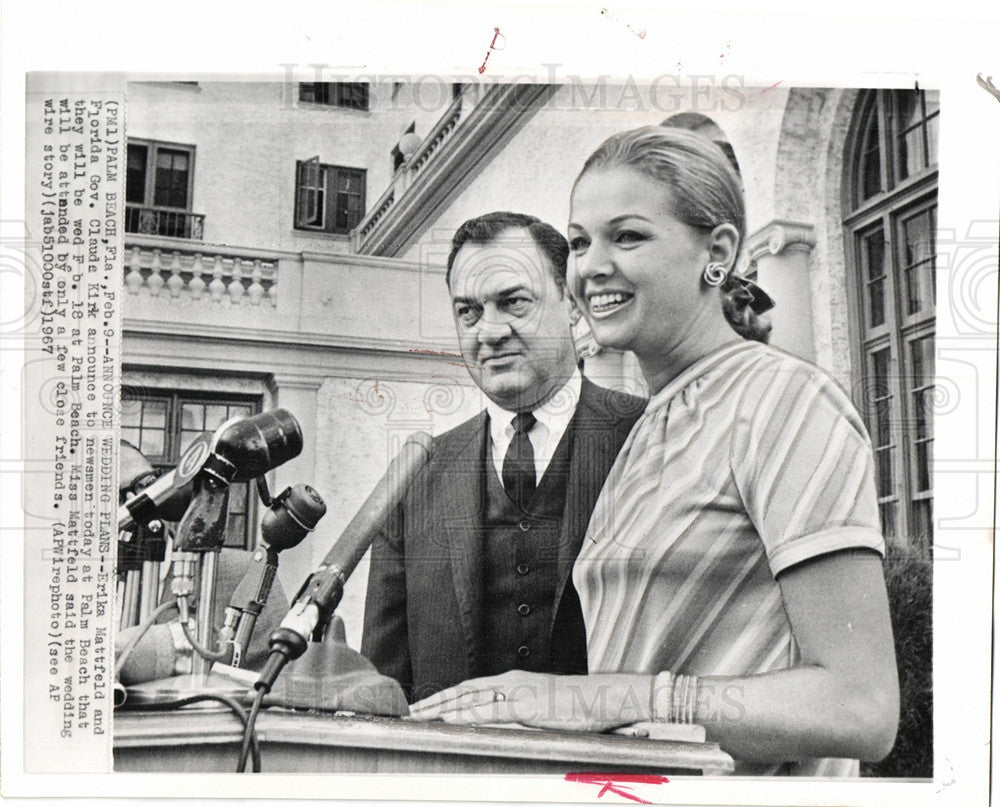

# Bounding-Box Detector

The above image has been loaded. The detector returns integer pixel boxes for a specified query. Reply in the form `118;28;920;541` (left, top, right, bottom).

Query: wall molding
123;328;472;387
746;219;818;267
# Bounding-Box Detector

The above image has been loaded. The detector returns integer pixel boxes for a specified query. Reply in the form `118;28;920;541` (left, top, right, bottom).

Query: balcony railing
124;241;277;307
352;89;469;252
351;83;556;256
125;204;205;240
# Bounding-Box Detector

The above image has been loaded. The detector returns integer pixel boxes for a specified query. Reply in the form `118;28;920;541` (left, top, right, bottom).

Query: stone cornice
269;374;324;391
125;234;433;275
298;249;437;275
125;234;294;262
746;220;818;265
123;319;459;356
123;346;474;387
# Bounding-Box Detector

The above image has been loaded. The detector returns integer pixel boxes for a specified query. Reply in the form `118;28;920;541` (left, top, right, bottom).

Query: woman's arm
697;547;898;763
410;547;898;764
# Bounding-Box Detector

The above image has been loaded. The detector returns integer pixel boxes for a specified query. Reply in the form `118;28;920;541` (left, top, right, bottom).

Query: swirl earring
702;262;728;287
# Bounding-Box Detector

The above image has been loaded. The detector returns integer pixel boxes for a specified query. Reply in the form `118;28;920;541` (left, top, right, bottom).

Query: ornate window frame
842;89;939;554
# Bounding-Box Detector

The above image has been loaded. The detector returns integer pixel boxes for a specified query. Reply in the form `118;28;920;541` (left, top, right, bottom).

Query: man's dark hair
445;211;570;293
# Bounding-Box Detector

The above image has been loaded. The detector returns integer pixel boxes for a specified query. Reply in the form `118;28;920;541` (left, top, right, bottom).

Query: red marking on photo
565;772;668;803
478;27;505;74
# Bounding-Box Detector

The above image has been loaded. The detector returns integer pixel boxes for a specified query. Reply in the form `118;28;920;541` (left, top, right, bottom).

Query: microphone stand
117;409;308;708
255;432;433;695
119;480;239;705
116;530;143;631
137;519;168;626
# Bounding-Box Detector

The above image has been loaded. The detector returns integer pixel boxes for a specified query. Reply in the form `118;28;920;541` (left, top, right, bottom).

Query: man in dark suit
362;212;644;702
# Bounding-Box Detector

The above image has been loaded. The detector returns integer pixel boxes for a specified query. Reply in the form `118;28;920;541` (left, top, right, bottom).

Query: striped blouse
573;341;885;776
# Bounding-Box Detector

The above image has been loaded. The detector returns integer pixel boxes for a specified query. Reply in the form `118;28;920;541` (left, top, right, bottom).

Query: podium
114;708;734;775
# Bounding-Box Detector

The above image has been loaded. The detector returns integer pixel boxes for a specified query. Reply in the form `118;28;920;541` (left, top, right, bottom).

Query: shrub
861;538;933;778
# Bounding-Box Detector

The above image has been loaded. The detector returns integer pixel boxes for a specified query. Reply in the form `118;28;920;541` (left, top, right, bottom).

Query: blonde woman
411;127;898;776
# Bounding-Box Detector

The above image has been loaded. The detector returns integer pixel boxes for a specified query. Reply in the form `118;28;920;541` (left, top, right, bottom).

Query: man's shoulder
428;410;488;454
578;376;647;423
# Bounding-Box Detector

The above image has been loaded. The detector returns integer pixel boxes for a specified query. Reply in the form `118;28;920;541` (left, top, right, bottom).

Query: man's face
449;228;578;412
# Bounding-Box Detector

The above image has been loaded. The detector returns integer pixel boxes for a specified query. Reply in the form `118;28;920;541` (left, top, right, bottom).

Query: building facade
121;79;937;646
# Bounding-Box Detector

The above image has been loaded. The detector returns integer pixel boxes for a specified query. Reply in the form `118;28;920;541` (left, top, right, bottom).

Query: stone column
746;220;818;363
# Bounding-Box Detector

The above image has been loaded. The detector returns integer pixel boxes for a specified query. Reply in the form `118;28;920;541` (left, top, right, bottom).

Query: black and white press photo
3;4;998;805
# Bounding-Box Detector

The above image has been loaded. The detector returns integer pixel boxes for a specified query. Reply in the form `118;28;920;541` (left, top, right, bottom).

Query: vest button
517;603;530;616
519;520;531;532
516;563;530;575
517;645;530;658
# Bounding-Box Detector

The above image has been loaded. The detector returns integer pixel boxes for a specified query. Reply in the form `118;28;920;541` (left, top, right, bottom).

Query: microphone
203;408;304;484
118;441;182;626
256;432;433;692
222;484;327;667
173;410;305;553
117;437;209;532
118;477;195;531
117;409;303;533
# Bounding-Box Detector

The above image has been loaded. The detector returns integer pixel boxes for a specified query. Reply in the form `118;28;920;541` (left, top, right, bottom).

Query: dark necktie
502;412;537;510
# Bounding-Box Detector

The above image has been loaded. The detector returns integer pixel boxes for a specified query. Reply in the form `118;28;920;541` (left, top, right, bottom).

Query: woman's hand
408;670;653;732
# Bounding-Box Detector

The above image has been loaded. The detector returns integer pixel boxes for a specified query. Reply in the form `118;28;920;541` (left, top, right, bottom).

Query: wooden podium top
114;707;734;776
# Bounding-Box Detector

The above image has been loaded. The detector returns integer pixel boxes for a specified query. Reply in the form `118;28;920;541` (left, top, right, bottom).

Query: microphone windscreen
116;623;181;685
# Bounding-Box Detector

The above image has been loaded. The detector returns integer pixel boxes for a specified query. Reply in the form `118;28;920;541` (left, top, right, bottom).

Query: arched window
843;89;939;555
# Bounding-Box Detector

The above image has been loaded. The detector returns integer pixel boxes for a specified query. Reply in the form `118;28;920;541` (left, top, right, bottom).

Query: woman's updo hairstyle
576;125;771;343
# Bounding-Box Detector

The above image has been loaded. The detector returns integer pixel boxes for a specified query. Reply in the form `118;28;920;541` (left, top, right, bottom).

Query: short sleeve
731;355;885;576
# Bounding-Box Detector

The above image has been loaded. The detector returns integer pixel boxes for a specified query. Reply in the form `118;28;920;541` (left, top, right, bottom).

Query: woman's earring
702;262;728;287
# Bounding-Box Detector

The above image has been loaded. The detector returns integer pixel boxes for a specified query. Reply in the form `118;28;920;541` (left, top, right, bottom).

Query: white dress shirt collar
486;368;583;484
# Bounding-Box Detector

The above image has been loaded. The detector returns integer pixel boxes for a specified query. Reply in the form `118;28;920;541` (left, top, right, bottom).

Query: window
294;159;366;234
121;390;261;549
125;139;203;239
299;82;370;110
844;89;938;555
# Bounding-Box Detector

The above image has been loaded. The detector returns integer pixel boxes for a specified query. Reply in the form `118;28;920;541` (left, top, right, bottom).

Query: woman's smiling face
568;165;714;361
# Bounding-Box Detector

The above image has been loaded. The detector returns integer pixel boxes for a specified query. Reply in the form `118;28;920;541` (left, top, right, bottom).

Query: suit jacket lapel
554;378;636;612
434;412;487;675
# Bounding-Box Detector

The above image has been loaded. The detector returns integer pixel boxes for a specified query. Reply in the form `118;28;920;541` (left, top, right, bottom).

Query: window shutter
295;156;321;226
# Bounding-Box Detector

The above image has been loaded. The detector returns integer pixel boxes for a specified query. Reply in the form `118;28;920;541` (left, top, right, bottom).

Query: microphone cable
114;595;263;772
114;593;232;677
141;693;261;773
178;598;232;663
114;598;180;681
237;686;267;772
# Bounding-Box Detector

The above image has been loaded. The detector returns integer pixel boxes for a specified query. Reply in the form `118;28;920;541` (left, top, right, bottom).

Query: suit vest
476;423;588;678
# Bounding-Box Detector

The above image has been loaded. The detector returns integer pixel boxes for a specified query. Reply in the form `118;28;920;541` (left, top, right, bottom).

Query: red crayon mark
478;27;505;74
600;8;646;39
565;772;668;803
744;80;784;107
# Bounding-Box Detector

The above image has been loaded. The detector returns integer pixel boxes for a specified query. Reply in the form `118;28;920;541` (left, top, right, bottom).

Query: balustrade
124;245;277;307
